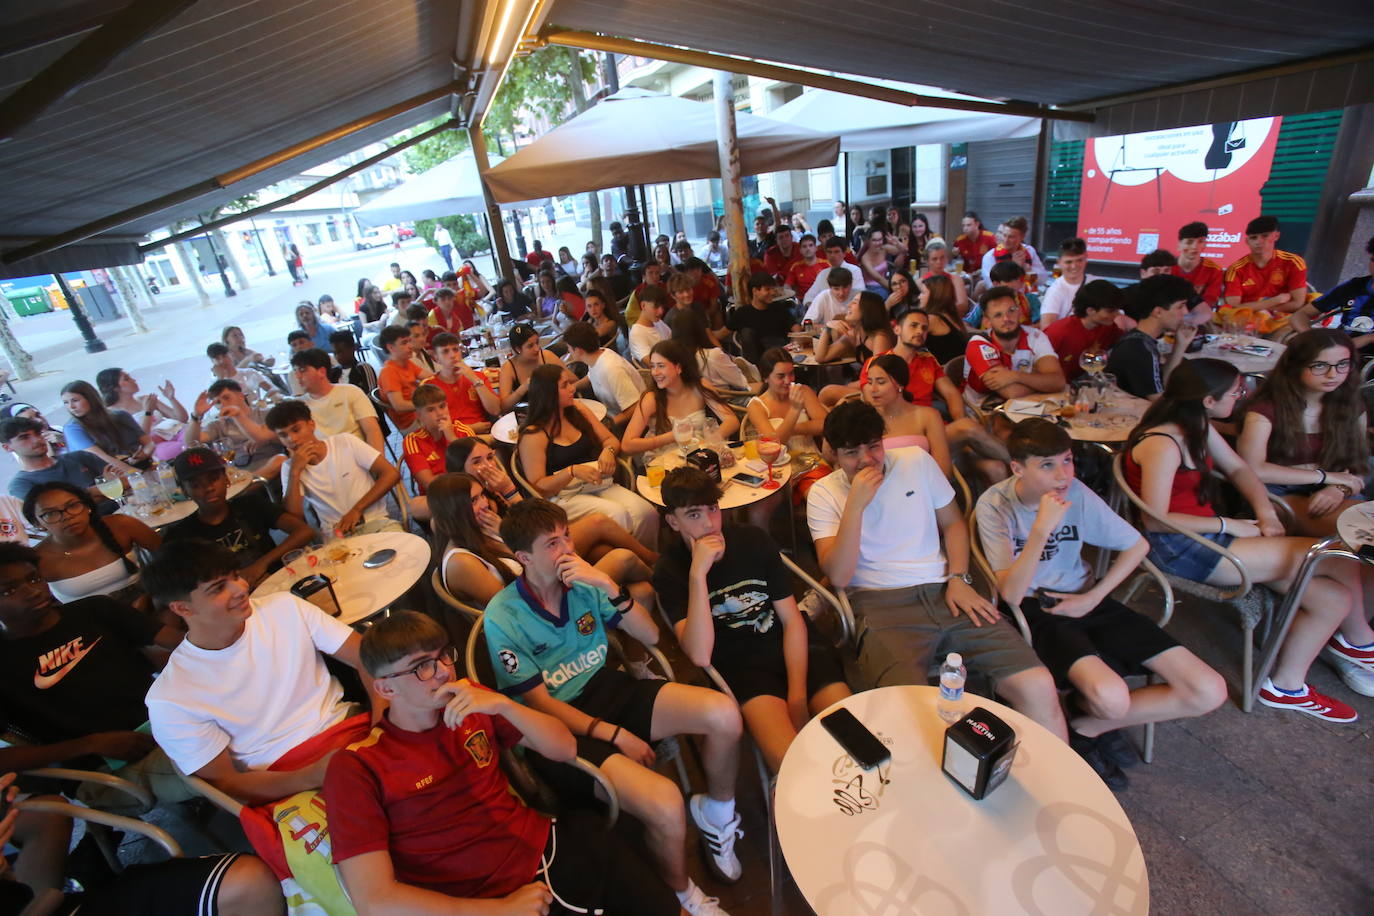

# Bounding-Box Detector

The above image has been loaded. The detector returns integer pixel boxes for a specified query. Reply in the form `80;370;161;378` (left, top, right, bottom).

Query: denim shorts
1145;529;1235;581
1265;482;1321;497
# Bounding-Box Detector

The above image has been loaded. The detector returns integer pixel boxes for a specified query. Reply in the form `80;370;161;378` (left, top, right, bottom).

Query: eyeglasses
379;646;459;682
36;501;86;524
1305;359;1353;375
0;572;45;599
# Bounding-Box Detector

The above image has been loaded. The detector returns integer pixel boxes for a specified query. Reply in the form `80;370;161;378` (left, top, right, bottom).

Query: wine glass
1078;349;1106;379
96;475;124;505
757;437;783;490
673;417;696;453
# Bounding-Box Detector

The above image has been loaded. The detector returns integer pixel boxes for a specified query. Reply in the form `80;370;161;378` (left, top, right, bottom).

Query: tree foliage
485;47;598;142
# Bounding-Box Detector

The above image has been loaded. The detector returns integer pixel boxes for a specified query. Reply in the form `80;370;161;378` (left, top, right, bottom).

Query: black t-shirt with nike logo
0;597;159;744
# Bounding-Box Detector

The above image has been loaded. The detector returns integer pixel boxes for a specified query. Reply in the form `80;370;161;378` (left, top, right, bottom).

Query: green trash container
7;287;52;317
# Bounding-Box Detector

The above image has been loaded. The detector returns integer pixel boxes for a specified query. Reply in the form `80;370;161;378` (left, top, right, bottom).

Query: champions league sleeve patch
498;648;519;674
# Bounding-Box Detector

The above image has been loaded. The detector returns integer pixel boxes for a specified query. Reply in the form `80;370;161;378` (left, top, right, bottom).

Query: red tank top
1124;432;1215;518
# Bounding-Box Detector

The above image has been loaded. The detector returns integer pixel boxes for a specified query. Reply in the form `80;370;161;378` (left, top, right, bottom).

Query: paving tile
1127;810;1261;916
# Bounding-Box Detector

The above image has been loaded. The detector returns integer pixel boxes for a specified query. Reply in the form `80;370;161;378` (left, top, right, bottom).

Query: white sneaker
678;879;731;916
688;794;743;883
1323;645;1374;696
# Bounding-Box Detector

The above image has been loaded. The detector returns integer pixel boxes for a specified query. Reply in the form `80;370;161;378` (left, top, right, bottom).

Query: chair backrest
732;355;762;386
1109;452;1252;600
508;449;541;499
778;552;854;647
965;512;1032;643
943;355;966;387
430;567;485;622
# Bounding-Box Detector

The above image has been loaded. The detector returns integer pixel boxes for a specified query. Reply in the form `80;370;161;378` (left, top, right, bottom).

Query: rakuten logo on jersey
542;644;608;690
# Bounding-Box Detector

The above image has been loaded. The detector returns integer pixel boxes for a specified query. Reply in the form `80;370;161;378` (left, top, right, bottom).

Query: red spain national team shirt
763;244;804;280
785;259;828;296
1223;251;1307;304
1171;259;1224;305
323;706;547;899
954;230;996;271
859;352;945;406
402;427;468;491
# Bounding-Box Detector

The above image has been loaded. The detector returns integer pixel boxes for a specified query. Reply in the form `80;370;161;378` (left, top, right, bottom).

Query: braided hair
23;481;137;574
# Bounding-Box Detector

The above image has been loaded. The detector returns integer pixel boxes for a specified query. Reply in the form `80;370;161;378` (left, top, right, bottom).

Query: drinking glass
742;429;760;461
96;476;124;504
673;417;696;453
646;462;666;488
757;437;783;490
1078;349;1106;379
283;548;308;577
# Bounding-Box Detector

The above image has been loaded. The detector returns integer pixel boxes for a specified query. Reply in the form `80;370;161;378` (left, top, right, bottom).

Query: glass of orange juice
646;463;666;487
743;430;760;461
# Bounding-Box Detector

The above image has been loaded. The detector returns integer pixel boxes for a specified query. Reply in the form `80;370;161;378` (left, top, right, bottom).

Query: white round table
251;531;430;627
636;446;793;510
490;398;608;444
118;467;257;528
1183;334;1285;375
775;686;1149;915
1001;388;1148;444
1335;502;1374;549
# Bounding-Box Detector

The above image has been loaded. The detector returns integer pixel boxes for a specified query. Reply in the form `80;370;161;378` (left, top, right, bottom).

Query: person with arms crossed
806;401;1067;739
655;467;850;772
323;610;690;916
1223;215;1309;318
483;499;745;906
976;419;1225;789
962;287;1066;409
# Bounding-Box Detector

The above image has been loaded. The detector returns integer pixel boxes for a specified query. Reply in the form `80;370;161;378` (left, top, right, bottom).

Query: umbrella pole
714;71;750;310
468;124;517;282
668;183;679;235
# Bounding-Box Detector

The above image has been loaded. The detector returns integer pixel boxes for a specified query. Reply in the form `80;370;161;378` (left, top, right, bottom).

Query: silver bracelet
1218;516;1227;535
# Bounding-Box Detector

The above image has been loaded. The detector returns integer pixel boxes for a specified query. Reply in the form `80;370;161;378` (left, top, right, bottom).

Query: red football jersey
1224;251;1307;304
1171;259;1224;305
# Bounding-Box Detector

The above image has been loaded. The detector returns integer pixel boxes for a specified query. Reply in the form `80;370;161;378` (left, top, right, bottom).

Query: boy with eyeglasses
322;610;686;915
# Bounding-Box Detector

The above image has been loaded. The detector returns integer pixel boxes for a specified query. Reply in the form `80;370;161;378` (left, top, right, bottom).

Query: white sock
701;795;736;827
676;879;701;903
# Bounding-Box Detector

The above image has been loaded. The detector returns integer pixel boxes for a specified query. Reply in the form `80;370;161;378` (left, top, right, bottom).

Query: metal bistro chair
1111;453;1278;710
968;511;1174;762
367;386;403;463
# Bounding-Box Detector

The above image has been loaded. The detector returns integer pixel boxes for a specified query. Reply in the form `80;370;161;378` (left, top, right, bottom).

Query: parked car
396;226;416;240
354;228;389;250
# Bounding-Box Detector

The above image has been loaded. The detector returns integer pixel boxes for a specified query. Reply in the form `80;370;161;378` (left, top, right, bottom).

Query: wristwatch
946;572;974;586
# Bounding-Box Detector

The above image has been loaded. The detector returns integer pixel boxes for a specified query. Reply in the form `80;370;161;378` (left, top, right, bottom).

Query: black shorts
715;623;847;705
568;666;668;751
1018;595;1180;686
69;853;241;915
541;811;679;915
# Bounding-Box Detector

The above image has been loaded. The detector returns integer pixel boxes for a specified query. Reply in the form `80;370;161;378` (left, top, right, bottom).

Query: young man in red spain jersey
427;332;498;434
323;610;692;916
402;384;472;521
1223;215;1308;317
963;287;1065;409
784;233;827;299
426;285;474;337
955;211;997;276
1171;221;1223;316
1045;279;1124;381
763;224;803;283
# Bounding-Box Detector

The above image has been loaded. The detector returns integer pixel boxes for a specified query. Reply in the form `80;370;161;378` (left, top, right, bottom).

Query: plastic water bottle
938;653;966;723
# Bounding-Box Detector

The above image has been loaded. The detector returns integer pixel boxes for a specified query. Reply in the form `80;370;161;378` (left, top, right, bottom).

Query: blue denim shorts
1265;482;1321;497
1145;529;1235;581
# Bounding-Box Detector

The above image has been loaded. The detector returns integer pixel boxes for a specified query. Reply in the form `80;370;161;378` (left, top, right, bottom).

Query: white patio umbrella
767;87;1040;151
353;151;548;228
482;88;839;203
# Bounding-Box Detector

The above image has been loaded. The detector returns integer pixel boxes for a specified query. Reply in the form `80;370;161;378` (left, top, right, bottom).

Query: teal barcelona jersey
483;577;623;702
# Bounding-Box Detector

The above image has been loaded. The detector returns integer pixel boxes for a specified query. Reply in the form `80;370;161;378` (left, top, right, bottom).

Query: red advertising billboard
1077;117;1282;265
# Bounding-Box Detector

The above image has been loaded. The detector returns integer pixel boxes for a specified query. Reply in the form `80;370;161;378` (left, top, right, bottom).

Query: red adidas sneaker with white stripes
1257;680;1358;723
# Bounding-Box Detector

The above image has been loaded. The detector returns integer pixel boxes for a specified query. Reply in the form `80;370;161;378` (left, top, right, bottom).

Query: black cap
172;447;226;482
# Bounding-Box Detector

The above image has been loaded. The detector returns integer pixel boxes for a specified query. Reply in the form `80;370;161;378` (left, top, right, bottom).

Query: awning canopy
353;152;548;229
482;88;839;203
543;2;1374;134
766;87;1040;151
0;0;472;278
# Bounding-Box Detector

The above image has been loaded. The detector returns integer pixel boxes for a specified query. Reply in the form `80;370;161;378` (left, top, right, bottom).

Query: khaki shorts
848;582;1042;689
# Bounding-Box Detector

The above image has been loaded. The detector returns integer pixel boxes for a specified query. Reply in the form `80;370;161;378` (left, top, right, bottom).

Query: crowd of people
1;198;1373;915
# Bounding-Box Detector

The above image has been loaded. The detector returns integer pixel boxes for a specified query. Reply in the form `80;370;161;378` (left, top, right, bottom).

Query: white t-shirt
587;348;646;414
804;288;860;325
806;447;955;589
628;320;669;364
280;433;387;530
146;592;354;774
1038;274;1099;322
803;263;863;305
304;383;375;441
